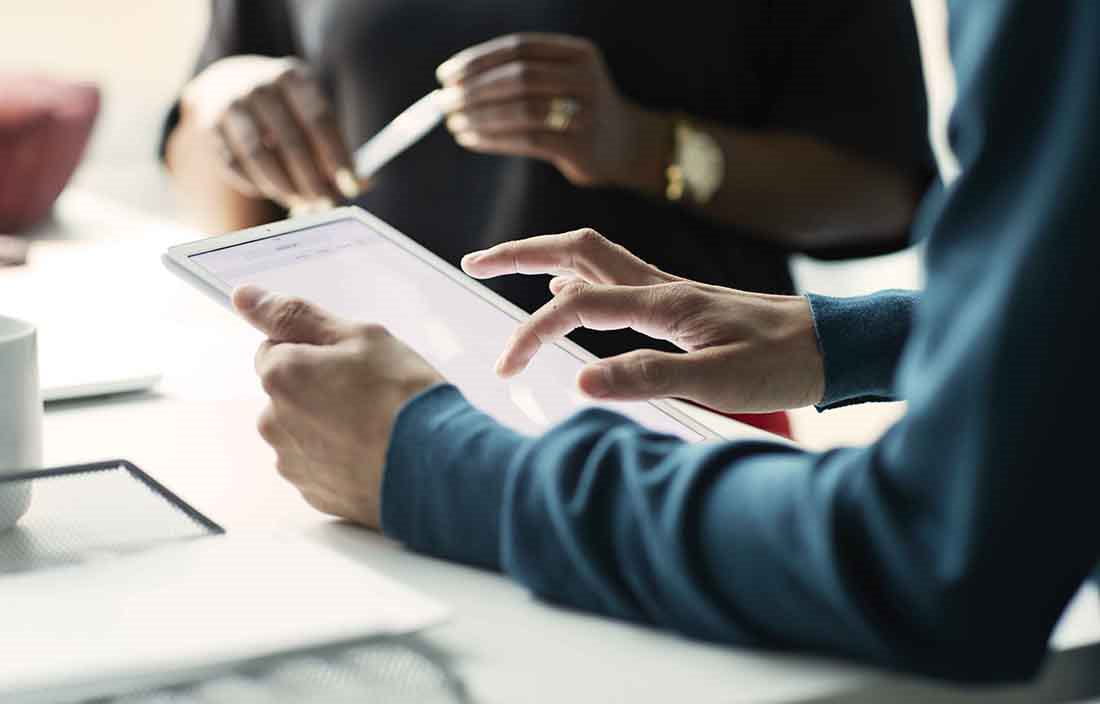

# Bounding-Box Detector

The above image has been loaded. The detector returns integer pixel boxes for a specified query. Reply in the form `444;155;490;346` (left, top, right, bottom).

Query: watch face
677;123;725;204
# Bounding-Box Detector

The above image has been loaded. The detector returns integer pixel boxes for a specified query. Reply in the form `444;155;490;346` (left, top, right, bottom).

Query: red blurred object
727;411;792;440
684;401;794;440
0;74;100;232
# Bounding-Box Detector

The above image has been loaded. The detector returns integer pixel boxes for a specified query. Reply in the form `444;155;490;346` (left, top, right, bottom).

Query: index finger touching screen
184;214;710;440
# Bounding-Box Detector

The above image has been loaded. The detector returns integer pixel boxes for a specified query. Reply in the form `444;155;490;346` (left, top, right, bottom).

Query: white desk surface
3;191;1099;703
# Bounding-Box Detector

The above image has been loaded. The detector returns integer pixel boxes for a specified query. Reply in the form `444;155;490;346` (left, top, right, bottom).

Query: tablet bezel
164;206;725;441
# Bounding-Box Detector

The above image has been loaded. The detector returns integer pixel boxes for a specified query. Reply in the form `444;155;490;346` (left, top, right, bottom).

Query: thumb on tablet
232;285;350;345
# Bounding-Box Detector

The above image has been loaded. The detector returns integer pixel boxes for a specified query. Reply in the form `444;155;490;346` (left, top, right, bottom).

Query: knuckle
275;66;303;89
300;490;334;515
571;227;606;253
667;282;706;308
653;283;705;335
247;83;273;102
270;298;310;338
256;411;279;441
512;62;535;84
280;349;311;381
274;455;297;480
354;322;389;340
556;279;589;302
633;352;670;393
277;57;310;81
503;33;525;52
259;365;287;395
260;350;307;395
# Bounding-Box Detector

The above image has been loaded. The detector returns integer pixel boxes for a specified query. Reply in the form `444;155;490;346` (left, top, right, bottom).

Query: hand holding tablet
164;206;715;441
230;284;443;528
164;207;716;526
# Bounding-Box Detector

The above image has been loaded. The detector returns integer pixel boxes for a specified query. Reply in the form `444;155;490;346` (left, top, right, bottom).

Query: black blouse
169;0;930;357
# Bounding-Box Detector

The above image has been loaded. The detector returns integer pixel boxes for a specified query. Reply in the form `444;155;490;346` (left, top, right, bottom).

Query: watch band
664;119;689;203
664;118;724;206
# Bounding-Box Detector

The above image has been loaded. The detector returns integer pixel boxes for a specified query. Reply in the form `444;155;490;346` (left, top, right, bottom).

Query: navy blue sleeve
807;290;917;409
382;1;1100;683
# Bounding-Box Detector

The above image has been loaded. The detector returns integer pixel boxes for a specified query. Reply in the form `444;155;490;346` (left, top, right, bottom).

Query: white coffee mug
0;314;41;531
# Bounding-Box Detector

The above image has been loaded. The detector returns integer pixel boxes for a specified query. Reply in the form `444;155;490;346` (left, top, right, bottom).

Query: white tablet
164;207;719;441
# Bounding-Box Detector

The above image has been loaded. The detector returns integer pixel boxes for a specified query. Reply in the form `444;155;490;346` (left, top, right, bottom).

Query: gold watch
665;119;725;206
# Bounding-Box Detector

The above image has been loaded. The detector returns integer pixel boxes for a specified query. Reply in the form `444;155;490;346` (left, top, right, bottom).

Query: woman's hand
178;55;362;211
462;229;826;413
436;34;671;191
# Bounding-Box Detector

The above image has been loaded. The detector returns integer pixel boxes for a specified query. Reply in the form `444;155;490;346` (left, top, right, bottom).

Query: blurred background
1;1;207;218
1;1;925;447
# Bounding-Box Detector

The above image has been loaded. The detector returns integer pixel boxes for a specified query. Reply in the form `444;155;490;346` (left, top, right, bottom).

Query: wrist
796;297;827;407
777;295;826;408
613;103;675;197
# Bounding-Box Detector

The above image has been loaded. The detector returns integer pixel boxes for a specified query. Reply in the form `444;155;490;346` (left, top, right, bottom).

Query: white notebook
0;535;448;703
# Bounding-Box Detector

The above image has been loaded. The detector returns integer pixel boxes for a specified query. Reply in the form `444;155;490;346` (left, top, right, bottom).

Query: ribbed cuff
807;291;916;411
382;384;524;571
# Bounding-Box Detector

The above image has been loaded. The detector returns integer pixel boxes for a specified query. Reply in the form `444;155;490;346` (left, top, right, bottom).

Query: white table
4;191;1100;703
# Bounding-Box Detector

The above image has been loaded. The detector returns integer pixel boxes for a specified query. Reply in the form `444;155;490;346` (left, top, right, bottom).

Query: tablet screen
190;218;705;441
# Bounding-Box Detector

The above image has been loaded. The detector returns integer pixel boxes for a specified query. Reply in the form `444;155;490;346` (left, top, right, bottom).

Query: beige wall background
1;1;209;213
2;1;935;447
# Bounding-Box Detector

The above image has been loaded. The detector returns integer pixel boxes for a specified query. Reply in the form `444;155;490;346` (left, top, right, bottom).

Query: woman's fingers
219;102;297;204
247;85;335;202
437;33;593;85
447;96;586;136
212;132;262;197
278;71;361;199
445;60;585;111
462;228;676;286
212;61;359;205
495;281;681;377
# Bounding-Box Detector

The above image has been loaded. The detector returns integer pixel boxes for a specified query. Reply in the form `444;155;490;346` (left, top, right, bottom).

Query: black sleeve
766;0;935;259
158;0;298;160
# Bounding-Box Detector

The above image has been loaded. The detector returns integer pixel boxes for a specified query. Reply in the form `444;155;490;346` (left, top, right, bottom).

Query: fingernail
232;285;266;312
436;86;463;112
292;198;335;216
335;168;361;200
436;58;464;84
581;366;611;398
446;112;470;133
461;251;485;269
456;132;480;148
287;196;310;215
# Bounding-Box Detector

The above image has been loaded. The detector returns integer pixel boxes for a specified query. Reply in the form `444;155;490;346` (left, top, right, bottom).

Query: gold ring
546;97;579;132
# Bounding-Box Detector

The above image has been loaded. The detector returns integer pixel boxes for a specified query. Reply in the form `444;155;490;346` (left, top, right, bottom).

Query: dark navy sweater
381;1;1100;682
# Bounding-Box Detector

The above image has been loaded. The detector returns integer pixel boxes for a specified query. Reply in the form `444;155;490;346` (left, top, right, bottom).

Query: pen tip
335;169;362;200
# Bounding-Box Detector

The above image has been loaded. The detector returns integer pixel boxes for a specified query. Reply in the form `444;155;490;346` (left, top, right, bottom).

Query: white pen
353;89;447;182
290;90;448;217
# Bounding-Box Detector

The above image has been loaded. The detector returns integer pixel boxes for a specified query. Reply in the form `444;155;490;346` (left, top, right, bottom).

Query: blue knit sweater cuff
806;291;917;411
